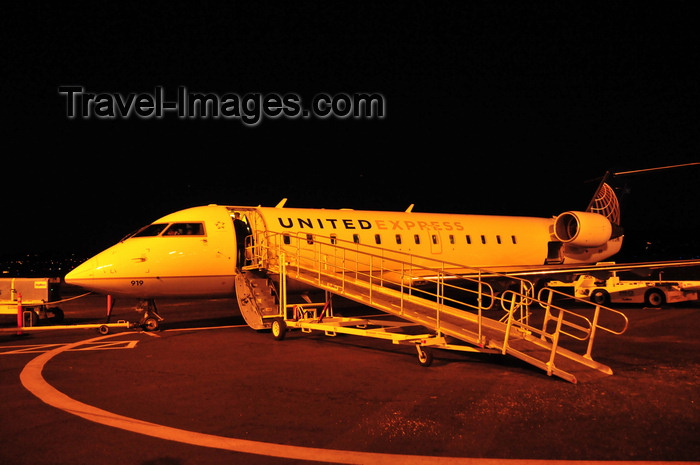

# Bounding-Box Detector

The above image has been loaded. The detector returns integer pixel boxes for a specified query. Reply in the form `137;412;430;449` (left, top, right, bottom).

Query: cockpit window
126;222;205;240
163;223;205;236
131;224;168;238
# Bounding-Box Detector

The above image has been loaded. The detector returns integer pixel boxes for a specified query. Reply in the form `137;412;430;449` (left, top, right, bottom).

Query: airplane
64;165;700;330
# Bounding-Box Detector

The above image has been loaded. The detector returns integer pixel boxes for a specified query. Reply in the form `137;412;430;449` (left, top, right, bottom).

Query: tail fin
587;173;621;225
586;172;623;238
588;163;700;227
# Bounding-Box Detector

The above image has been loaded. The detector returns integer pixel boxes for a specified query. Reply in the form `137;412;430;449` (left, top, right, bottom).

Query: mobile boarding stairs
234;232;629;384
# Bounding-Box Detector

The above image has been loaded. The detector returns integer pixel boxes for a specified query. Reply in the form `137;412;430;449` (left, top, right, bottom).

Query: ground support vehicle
0;278;64;324
0;278;135;335
547;272;700;307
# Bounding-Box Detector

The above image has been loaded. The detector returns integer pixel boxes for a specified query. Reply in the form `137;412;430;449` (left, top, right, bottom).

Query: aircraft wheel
590;289;610;306
271;318;287;341
98;325;110;335
417;346;433;367
644;289;665;307
143;317;159;331
49;307;64;323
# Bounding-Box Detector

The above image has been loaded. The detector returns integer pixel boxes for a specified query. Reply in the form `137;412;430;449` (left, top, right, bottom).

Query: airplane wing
402;259;700;282
484;259;700;278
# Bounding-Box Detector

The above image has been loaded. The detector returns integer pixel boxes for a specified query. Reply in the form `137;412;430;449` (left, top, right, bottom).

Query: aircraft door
232;208;266;269
233;212;252;268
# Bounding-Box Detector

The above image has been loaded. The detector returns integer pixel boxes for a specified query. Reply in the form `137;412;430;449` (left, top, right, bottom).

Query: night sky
4;3;700;261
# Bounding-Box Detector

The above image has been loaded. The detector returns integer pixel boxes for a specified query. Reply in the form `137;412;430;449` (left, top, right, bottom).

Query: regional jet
64;166;699;330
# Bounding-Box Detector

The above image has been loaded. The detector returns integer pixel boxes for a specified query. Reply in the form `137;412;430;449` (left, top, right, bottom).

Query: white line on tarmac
19;333;699;465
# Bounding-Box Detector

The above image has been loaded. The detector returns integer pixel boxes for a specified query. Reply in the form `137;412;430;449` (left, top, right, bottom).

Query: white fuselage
64;204;623;298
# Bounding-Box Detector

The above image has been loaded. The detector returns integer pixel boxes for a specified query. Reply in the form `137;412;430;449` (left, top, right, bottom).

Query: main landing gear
136;299;163;331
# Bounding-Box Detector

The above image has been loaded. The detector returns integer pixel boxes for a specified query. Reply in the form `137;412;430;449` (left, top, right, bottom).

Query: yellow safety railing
245;230;629;373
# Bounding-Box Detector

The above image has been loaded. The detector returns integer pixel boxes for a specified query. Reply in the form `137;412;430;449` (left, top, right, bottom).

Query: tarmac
1;288;699;464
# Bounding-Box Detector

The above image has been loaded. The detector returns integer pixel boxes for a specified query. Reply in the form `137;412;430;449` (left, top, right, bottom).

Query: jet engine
553;211;612;247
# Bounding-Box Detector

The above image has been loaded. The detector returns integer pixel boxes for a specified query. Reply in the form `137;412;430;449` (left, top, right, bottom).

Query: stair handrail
257;230;501;313
537;286;629;337
251;230;628;365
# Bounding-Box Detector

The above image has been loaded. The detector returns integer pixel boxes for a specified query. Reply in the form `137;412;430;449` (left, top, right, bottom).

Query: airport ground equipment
0;278;64;324
547;271;700;306
236;230;629;384
0;278;136;335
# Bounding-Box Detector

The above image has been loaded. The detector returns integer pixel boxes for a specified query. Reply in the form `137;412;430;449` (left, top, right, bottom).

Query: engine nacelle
553;211;612;247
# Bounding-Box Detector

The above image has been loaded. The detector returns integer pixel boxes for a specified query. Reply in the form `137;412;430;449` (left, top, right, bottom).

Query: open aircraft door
230;207;268;269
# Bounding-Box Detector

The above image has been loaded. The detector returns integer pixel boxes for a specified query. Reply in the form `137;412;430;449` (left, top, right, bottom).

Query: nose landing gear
136;299;163;331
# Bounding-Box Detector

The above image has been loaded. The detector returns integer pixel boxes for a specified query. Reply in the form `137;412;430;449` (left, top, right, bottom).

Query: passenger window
466;235;472;244
414;235;421;245
395;234;402;245
496;235;502;244
306;234;314;245
375;234;382;245
511;235;517;244
164;223;205;236
283;234;291;245
353;234;360;243
330;234;337;245
431;234;438;245
480;235;486;244
449;235;455;244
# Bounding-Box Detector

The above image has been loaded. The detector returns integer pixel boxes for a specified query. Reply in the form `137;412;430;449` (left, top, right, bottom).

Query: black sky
3;2;700;259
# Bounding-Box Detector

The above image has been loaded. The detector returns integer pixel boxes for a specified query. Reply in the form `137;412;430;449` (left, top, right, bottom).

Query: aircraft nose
64;244;133;294
64;256;100;289
64;254;111;292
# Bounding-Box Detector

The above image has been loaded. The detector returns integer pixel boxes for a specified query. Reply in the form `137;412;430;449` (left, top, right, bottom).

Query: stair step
281;266;616;383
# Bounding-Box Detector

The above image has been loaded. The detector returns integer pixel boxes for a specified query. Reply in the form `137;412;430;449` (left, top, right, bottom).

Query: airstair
237;231;629;383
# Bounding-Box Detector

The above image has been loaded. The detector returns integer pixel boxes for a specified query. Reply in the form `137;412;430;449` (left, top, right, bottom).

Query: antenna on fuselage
275;198;288;208
405;204;414;213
